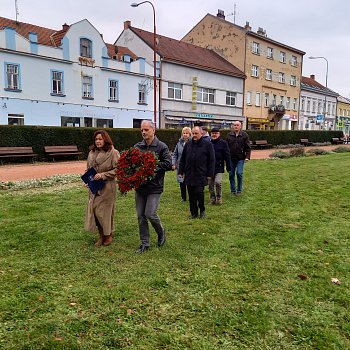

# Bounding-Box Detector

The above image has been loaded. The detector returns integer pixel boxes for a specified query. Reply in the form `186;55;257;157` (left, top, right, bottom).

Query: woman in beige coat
84;130;120;247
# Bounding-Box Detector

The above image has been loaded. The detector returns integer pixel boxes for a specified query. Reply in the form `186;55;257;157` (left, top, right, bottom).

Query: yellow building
182;10;305;130
337;96;350;136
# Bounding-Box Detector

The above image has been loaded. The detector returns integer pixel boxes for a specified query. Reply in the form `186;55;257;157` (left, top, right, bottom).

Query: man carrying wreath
134;120;172;253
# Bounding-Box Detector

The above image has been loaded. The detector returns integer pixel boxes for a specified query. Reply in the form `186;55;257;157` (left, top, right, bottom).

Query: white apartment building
0;17;155;128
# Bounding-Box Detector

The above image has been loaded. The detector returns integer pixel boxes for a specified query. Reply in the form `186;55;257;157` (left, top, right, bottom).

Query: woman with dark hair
84;130;120;247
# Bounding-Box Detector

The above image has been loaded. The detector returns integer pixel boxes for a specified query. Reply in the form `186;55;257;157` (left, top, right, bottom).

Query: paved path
0;145;348;182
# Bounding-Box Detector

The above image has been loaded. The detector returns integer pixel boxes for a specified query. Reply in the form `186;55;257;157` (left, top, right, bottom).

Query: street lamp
309;56;329;129
131;1;157;128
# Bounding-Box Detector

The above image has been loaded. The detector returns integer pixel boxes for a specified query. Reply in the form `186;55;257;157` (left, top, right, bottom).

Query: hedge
0;125;343;161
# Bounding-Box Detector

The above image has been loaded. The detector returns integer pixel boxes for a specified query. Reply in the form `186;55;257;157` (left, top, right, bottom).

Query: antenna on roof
15;0;19;23
227;2;238;24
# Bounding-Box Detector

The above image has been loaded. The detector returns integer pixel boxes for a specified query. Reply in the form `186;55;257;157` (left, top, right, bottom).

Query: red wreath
116;147;158;194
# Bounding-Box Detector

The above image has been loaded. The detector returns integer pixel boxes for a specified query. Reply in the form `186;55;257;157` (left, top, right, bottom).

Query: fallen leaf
297;274;308;280
324;240;329;244
109;251;113;256
54;337;63;341
137;299;143;304
116;318;123;324
31;308;37;313
70;302;77;306
38;296;44;301
127;309;134;315
331;278;341;285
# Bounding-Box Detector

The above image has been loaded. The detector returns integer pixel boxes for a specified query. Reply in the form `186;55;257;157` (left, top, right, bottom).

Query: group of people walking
83;120;250;253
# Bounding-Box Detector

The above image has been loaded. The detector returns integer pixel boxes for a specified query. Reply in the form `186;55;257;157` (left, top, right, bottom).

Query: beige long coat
84;147;120;234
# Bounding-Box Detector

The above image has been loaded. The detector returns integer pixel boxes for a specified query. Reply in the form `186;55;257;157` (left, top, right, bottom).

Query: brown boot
103;234;113;246
95;229;105;247
216;197;222;205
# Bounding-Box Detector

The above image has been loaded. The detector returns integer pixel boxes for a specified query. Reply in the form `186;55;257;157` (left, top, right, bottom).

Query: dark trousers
180;182;188;201
187;185;205;217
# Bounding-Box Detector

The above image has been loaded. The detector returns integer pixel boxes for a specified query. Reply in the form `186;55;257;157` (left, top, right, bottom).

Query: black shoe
199;211;206;219
188;215;198;220
135;245;149;254
158;230;166;247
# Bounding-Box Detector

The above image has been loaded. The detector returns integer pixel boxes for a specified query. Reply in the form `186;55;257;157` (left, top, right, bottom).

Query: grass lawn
0;154;349;349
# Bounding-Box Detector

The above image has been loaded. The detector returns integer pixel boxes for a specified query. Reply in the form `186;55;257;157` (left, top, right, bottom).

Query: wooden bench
300;138;312;146
331;138;345;145
0;147;37;165
44;145;82;161
254;140;272;149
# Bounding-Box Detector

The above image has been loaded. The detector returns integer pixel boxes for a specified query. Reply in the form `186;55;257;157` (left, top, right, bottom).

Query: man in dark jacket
134;120;172;253
178;126;215;219
226;121;251;196
209;127;231;205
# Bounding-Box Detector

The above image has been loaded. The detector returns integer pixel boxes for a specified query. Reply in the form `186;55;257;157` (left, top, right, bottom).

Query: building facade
182;10;305;130
116;21;245;129
0;17;155;128
299;75;338;131
336;96;350;136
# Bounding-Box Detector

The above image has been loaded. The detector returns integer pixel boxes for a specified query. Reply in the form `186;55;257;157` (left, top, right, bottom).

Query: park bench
253;140;272;149
44;145;83;161
331;138;345;145
0;146;37;165
300;138;312;146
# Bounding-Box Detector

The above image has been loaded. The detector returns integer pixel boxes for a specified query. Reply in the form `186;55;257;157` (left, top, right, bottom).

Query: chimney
310;74;315;80
257;27;266;36
62;23;69;31
217;9;225;20
244;21;251;31
124;20;131;30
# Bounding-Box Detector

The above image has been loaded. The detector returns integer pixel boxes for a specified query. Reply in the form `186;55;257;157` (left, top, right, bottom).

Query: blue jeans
229;159;245;193
135;192;164;247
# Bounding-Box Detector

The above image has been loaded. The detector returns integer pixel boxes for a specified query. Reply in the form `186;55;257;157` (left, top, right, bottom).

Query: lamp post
309;56;329;129
131;1;157;128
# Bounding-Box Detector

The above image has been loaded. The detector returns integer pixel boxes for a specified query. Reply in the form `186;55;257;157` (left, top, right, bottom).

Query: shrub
289;147;305;157
269;151;290;159
306;148;330;156
333;146;350;153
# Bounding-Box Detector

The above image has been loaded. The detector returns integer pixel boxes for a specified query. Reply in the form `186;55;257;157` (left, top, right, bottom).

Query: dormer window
80;38;92;58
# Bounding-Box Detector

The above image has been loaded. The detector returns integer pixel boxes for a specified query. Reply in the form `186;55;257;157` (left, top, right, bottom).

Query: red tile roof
301;76;338;96
302;76;326;89
129;26;245;78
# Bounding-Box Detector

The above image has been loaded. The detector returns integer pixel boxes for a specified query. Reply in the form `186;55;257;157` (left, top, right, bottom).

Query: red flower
116;147;158;194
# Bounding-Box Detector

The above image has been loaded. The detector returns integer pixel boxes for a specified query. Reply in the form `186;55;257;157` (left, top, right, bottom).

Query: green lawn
1;154;349;349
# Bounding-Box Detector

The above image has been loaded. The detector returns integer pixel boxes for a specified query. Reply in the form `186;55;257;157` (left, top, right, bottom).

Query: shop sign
195;113;214;119
248;118;269;123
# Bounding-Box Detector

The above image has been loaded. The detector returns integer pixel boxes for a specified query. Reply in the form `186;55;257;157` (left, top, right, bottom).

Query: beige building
337;96;350;136
182;10;305;130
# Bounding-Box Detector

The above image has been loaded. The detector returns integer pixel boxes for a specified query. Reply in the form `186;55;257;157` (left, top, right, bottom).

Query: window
280;96;284;106
318;100;322;114
61;116;81;127
80;38;92;58
264;93;269;107
306;99;311;112
82;76;93;98
251;65;259;77
196;87;215;103
293;98;297;110
109;80;119;101
96;118;113;128
252;42;260;54
312;100;316;113
272;94;277;105
8;114;24;125
278;72;285;83
301;98;305;111
267;47;273;59
168;82;182;100
286;97;290;109
138;83;147;104
279;51;286;63
291;55;297;67
265;69;272;81
226;91;237;106
246;91;252;105
5;63;20;90
255;92;261;106
290;75;296;86
51;70;64;95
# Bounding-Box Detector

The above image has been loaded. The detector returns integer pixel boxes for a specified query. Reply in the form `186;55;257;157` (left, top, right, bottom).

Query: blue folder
81;167;105;194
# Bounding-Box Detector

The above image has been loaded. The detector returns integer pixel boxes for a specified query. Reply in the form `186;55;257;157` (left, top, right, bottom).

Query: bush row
0;125;343;161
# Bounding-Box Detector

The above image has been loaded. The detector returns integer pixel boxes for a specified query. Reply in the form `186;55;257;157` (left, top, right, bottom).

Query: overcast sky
3;0;350;97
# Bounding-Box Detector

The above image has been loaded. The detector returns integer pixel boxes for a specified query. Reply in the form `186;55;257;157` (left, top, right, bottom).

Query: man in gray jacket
134;120;172;253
